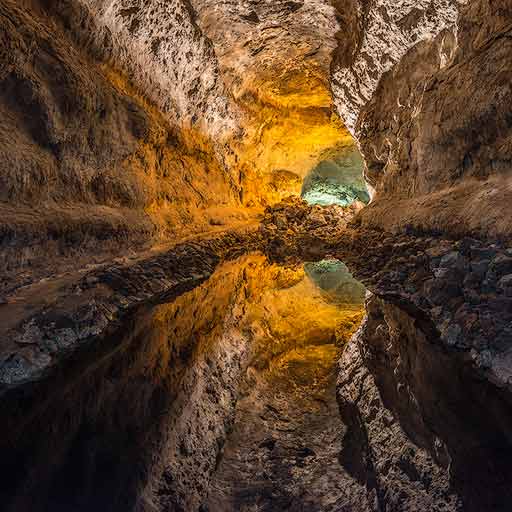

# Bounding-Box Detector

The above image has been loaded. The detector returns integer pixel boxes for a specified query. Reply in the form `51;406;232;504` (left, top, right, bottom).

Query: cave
1;1;512;511
301;147;370;207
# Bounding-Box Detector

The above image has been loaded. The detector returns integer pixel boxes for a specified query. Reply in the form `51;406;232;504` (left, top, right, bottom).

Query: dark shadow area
360;297;512;512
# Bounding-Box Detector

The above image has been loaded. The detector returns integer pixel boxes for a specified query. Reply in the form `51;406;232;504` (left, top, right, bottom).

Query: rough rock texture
1;0;512;511
338;337;460;511
326;2;512;508
327;6;512;502
262;200;512;394
2;190;512;510
260;196;365;261
0;199;362;393
69;0;238;137
0;225;261;390
263;199;512;509
0;0;364;293
0;250;366;512
190;0;352;188
48;0;358;193
338;293;512;512
0;255;263;512
331;0;462;133
336;234;512;511
333;0;512;237
0;0;255;294
207;343;371;512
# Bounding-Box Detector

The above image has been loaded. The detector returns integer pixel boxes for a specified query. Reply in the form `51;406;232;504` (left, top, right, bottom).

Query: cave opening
301;145;370;207
304;258;367;305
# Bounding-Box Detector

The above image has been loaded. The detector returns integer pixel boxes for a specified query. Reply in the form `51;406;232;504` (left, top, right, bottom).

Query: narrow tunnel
1;1;512;512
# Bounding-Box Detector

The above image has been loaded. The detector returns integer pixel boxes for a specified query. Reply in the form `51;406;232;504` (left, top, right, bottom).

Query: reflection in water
206;256;367;511
0;253;366;512
305;258;367;305
301;147;370;206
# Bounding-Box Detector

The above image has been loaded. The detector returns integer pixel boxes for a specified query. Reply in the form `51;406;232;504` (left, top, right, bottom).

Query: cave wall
339;294;512;511
331;0;461;133
338;326;460;512
0;0;252;294
332;0;512;238
330;9;512;505
2;1;512;510
189;0;351;191
0;256;255;512
1;0;362;293
58;0;239;137
4;0;508;279
333;226;512;510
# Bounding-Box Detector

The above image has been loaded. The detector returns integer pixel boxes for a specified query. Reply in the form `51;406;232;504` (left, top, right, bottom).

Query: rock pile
260;196;363;260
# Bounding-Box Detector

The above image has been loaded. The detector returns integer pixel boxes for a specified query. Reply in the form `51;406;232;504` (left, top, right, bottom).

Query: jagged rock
338;328;460;512
341;0;512;238
338;293;512;511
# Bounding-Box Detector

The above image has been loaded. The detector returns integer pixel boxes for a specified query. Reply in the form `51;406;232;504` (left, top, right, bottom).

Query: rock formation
0;0;511;511
333;0;512;238
331;2;512;509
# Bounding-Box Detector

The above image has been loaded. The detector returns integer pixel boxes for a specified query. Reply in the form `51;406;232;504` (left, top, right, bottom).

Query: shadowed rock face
0;0;251;294
2;196;511;510
329;5;512;505
339;295;512;512
0;253;365;512
206;345;369;512
0;256;262;512
204;257;367;511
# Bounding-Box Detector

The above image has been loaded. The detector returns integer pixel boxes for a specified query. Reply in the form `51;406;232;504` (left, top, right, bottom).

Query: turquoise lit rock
305;259;366;305
301;148;369;206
